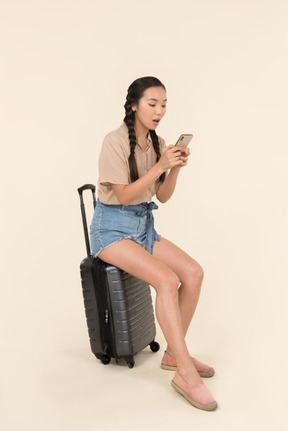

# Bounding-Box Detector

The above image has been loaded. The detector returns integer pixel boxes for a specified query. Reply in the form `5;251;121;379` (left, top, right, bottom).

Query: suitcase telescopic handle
77;184;97;258
77;184;96;196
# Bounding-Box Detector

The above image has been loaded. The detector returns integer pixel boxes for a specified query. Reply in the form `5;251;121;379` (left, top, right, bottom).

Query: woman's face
132;86;167;133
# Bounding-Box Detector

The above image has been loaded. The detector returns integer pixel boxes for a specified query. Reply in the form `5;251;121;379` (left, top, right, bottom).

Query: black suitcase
77;184;160;368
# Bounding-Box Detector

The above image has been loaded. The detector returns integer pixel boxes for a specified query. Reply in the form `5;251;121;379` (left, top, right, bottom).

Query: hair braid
124;102;139;183
149;129;166;183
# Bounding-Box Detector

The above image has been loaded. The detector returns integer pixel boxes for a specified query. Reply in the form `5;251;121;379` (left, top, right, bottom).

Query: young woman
90;76;218;411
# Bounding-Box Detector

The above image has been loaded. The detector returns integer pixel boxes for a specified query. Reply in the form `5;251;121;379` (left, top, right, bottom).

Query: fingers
166;145;182;153
161;145;190;170
161;146;182;169
174;147;190;167
166;146;188;159
170;152;183;167
180;158;188;167
167;146;190;155
181;148;190;156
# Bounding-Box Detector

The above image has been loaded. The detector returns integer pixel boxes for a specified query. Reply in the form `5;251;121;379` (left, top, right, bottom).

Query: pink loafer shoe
161;351;215;377
171;371;218;411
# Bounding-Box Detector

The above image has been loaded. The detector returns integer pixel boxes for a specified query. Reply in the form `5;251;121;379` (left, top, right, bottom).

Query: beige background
1;0;287;429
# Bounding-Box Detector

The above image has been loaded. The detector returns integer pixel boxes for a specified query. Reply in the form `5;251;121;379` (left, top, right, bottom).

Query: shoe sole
161;363;215;378
171;380;218;411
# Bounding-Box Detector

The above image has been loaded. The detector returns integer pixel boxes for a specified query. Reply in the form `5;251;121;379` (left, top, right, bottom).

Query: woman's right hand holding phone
158;145;183;173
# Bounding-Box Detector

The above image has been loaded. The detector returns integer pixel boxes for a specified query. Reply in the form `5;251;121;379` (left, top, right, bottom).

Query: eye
149;104;156;107
162;105;166;108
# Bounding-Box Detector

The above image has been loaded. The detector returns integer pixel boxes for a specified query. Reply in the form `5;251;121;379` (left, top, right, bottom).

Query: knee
184;263;204;288
196;264;204;284
157;271;180;296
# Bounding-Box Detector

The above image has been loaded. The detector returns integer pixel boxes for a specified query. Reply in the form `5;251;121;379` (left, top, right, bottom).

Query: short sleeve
98;134;129;185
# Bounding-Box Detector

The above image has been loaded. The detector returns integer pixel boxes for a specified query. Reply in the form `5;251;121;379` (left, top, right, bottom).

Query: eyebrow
147;98;167;102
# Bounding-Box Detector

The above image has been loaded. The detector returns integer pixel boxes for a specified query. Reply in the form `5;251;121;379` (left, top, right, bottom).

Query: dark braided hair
123;76;166;183
149;129;165;183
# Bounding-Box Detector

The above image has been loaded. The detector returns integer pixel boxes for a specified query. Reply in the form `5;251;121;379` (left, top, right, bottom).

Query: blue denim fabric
90;199;160;257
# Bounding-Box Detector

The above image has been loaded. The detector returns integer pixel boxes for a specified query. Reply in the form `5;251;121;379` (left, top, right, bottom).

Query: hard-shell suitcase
77;184;160;368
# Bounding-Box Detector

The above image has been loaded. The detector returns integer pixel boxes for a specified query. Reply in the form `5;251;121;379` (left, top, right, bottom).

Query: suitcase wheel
125;357;135;369
149;341;160;352
96;354;111;365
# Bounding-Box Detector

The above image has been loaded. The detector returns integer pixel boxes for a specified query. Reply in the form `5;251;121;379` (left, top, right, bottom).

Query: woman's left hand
156;147;191;203
176;148;190;168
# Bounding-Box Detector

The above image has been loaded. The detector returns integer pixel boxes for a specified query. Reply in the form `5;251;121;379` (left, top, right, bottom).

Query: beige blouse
98;123;166;205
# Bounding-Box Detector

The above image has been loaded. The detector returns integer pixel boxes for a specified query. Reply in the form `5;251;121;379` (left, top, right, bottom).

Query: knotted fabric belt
134;201;159;255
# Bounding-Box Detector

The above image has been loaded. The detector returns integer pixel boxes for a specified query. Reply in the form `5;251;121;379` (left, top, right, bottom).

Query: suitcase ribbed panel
106;268;156;357
80;258;104;355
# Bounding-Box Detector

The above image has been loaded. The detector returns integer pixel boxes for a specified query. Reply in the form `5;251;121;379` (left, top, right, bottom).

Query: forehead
142;86;167;101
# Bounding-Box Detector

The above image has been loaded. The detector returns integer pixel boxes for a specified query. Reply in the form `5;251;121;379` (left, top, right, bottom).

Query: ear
131;104;137;112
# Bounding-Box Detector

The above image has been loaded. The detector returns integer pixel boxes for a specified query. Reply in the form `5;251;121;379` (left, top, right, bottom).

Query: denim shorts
89;199;160;257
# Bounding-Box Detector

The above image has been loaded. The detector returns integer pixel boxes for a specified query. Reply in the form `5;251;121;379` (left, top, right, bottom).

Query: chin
150;123;158;130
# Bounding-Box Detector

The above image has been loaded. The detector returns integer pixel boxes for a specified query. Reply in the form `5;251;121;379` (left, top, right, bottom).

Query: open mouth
153;119;160;126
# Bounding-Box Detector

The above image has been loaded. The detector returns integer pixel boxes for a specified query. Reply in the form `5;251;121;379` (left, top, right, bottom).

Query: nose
156;105;165;116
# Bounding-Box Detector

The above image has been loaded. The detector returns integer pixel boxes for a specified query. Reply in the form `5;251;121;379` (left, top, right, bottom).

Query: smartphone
174;134;193;149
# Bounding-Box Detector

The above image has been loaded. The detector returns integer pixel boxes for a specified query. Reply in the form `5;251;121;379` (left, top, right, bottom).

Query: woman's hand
157;145;184;172
156;147;191;203
177;147;190;168
158;146;191;173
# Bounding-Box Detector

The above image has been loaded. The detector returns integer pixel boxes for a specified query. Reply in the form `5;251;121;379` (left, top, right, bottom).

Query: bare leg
153;237;203;337
98;239;210;391
99;241;198;377
98;239;217;409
